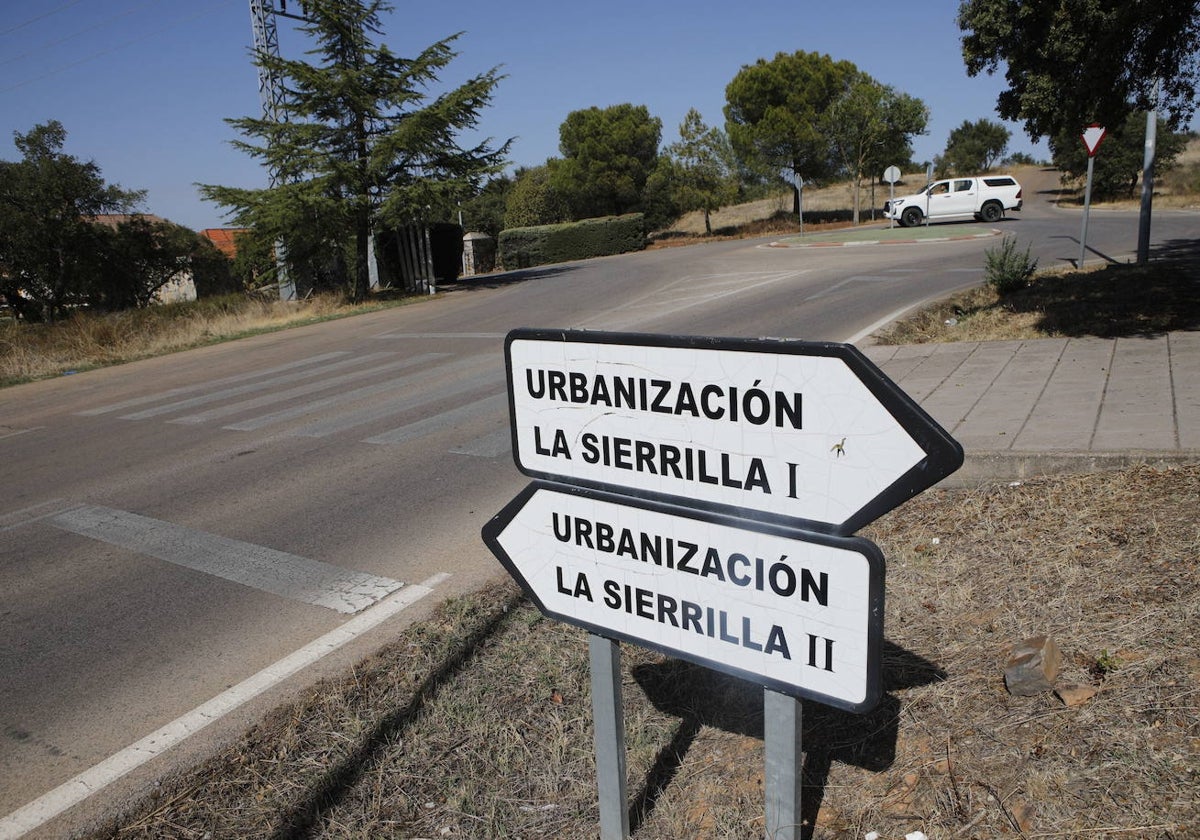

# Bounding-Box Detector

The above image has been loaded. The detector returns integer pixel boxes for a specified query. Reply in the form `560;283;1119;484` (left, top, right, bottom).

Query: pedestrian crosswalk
77;350;512;458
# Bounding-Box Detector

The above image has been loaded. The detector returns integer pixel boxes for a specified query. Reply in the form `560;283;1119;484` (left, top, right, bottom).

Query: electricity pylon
247;1;309;300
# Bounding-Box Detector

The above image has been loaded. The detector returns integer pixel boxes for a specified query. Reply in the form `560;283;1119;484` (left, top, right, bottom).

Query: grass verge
84;465;1199;839
873;253;1200;345
0;293;422;387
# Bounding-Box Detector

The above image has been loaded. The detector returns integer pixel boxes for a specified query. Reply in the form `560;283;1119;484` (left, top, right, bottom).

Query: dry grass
84;465;1199;839
874;252;1200;345
0;295;411;386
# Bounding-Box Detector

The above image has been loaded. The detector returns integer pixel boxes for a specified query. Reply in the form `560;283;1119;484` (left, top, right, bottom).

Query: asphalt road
1;179;1193;837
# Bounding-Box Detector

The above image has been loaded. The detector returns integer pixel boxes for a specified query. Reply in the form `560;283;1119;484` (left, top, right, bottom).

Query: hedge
498;214;645;270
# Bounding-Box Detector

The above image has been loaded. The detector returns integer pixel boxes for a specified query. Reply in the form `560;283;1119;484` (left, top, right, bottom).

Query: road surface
1;177;1193;837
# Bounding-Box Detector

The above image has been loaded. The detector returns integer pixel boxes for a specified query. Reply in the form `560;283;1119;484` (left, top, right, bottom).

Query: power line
0;0;237;95
0;0;86;37
0;2;150;68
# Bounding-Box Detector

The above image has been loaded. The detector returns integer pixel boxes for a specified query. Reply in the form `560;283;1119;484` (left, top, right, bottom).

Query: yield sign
483;482;885;712
1081;124;1107;157
503;329;962;535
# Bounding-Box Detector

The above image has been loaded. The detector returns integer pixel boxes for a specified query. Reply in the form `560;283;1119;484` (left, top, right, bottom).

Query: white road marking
51;505;403;614
0;499;72;533
0;427;43;442
0;573;450;840
168;353;448;425
223;354;495;433
363;391;507;446
120;351;403;419
373;331;507;340
284;369;500;438
449;428;512;458
77;352;350;416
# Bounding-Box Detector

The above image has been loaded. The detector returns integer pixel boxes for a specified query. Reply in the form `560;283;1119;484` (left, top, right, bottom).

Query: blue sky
1;0;1053;232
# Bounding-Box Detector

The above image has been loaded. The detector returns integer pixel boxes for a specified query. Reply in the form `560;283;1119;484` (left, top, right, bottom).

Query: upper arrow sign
504;329;962;535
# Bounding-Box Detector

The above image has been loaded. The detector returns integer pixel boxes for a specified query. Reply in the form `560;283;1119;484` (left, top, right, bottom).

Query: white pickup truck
882;175;1022;227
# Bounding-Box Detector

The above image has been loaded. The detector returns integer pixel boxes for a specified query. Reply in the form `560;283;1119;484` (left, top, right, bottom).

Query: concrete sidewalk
862;331;1200;486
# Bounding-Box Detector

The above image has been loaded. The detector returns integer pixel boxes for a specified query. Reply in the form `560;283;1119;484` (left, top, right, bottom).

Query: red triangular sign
1081;124;1107;157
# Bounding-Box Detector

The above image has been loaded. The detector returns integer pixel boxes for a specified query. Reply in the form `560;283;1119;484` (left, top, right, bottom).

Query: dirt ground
85;464;1199;839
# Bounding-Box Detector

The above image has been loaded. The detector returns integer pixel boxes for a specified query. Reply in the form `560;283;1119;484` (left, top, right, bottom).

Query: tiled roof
201;228;251;259
88;213;167;230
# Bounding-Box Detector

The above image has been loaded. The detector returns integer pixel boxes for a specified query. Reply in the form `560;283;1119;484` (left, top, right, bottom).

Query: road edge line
0;573;451;840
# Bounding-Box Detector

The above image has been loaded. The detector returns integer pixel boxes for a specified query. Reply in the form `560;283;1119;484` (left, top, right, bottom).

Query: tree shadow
629;640;946;837
1013;235;1200;337
440;264;578;292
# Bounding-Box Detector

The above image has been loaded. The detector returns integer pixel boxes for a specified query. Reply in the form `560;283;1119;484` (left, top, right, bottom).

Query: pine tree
201;1;508;301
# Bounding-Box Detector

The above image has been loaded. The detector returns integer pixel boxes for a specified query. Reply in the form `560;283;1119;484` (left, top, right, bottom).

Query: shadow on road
442;264;578;292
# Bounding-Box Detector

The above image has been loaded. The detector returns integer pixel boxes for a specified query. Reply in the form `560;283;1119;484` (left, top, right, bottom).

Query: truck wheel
980;201;1003;223
900;207;923;228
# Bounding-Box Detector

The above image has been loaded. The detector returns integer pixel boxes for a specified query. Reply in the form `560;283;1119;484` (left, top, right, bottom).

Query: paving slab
863;331;1200;485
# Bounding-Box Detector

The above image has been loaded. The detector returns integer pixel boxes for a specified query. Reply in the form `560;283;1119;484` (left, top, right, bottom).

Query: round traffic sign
882;165;902;184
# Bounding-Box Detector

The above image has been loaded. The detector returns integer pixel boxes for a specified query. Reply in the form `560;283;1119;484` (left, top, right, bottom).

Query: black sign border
504;328;963;536
482;480;886;714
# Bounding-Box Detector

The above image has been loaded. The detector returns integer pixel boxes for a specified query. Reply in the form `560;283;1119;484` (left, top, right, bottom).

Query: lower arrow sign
483;482;885;712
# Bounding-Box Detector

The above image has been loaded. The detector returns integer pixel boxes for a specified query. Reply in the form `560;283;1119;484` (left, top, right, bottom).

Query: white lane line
363;391;507;446
0;499;72;533
0;572;451;840
51;505;403;614
373;331;506;340
76;353;350;416
169;353;449;425
284;369;500;439
120;351;402;420
223;353;495;433
0;427;44;442
449;428;512;458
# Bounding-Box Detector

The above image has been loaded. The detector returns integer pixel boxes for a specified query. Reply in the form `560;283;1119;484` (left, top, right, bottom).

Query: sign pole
764;688;803;840
1079;124;1107;267
589;634;630;840
1079;153;1095;267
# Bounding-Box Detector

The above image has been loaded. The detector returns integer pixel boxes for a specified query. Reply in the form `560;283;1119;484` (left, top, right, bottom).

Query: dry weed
0;295;399;385
85;465;1200;839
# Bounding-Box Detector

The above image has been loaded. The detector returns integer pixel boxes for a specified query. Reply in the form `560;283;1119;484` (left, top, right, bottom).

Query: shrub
498;214;645;270
985;236;1038;296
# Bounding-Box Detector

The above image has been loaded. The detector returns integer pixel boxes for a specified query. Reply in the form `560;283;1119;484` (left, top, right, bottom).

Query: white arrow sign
483;482;885;711
504;330;962;535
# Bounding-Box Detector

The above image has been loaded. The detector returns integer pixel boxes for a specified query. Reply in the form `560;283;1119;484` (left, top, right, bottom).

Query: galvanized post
764;688;803;840
589;634;629;840
1079;154;1095;267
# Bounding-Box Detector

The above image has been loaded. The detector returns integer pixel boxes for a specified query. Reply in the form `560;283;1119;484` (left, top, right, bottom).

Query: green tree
959;0;1200;140
201;1;508;302
1052;112;1187;199
827;74;929;223
95;218;216;310
551;104;662;220
664;109;738;234
460;175;513;237
943;118;1011;173
504;164;570;229
724;51;858;216
0;121;143;321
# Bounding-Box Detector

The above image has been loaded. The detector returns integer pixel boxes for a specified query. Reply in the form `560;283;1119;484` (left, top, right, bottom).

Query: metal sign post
1079;124;1107;267
883;165;902;229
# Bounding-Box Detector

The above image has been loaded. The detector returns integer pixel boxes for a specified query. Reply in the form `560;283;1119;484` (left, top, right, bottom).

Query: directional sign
483;482;885;711
504;329;962;535
1081;124;1107;157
